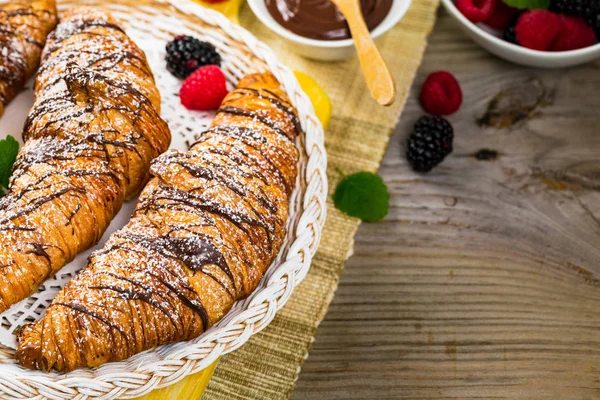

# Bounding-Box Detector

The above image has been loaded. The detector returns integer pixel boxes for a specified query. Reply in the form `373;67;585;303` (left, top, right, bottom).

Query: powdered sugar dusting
0;7;171;350
15;69;301;371
0;1;57;106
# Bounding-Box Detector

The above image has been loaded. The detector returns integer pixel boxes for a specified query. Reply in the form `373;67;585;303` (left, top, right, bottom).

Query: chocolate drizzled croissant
16;72;300;372
0;8;171;314
0;0;57;116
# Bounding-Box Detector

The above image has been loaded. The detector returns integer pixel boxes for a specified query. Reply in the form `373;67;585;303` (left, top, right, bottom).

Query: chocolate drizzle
217;106;294;141
66;204;82;226
0;186;87;225
136;183;273;246
47;18;125;52
24;65;155;139
90;283;181;330
126;233;231;278
193;125;293;194
15;72;301;372
2;6;170;339
57;301;129;341
92;271;182;328
26;242;51;263
238;88;302;135
0;0;57;110
159;151;279;214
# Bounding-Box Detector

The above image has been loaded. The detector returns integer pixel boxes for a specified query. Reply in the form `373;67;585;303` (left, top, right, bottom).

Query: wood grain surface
293;10;600;400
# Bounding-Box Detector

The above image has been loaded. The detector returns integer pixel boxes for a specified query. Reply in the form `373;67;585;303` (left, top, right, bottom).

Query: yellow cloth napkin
202;0;440;398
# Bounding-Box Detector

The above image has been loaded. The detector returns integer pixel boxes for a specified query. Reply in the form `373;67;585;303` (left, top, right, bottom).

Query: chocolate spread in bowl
265;0;393;41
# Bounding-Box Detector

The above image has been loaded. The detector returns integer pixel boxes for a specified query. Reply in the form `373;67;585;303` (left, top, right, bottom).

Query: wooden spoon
330;0;397;106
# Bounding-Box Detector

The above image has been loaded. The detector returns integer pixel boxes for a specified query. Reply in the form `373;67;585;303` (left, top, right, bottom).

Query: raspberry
406;116;454;173
419;71;463;116
485;1;519;30
456;0;495;23
515;10;562;51
551;15;597;51
180;65;229;111
166;35;222;79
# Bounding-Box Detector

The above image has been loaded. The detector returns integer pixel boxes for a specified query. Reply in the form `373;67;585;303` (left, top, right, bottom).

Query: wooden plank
293;10;600;400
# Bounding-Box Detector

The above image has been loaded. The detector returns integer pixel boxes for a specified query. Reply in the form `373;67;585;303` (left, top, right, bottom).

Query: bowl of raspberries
441;0;600;67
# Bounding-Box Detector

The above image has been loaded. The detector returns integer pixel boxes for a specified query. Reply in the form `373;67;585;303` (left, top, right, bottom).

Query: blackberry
166;35;222;79
406;116;454;173
503;24;518;45
550;0;600;33
502;13;522;45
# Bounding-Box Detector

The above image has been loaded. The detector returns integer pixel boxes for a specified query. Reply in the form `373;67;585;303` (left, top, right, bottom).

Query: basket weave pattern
0;1;327;398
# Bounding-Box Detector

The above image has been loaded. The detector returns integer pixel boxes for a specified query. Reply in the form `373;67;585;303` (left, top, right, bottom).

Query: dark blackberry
550;0;600;32
166;35;222;79
503;24;519;45
406;116;454;173
502;13;522;45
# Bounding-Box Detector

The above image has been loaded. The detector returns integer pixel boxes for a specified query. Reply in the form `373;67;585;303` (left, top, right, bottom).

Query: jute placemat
203;1;440;398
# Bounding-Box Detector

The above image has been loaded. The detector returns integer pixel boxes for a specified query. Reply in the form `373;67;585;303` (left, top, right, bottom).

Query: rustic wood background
293;10;600;400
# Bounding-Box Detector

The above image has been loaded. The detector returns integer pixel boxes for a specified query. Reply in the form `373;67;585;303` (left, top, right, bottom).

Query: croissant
0;0;57;116
0;8;171;314
16;71;301;372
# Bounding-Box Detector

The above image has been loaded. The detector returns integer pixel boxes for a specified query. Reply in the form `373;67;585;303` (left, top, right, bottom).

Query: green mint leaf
502;0;549;9
333;171;389;222
0;135;19;192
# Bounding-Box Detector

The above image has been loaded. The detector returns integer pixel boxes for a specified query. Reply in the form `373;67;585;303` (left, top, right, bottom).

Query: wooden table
293;10;600;400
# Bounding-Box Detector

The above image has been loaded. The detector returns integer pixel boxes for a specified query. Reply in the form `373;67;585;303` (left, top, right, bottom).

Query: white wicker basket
0;0;327;398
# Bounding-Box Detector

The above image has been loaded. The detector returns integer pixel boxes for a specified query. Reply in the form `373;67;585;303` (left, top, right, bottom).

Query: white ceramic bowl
441;0;600;68
248;0;412;60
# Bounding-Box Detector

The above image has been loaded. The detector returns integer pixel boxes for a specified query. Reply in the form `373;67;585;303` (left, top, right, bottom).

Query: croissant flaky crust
0;0;57;116
16;72;301;372
0;9;171;314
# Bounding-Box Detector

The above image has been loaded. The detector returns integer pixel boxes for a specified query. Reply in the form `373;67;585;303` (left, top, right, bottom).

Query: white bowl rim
441;0;600;59
247;0;412;48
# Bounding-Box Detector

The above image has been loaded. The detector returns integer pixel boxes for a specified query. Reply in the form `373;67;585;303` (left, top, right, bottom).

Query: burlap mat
203;1;440;398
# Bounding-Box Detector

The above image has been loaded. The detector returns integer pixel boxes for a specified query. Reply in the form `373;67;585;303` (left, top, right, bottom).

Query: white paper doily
0;1;327;398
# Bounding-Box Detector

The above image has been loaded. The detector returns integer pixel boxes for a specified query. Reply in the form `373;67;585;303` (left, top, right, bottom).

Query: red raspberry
419;71;463;116
485;1;519;30
550;15;597;51
456;0;495;23
180;65;228;111
515;10;562;51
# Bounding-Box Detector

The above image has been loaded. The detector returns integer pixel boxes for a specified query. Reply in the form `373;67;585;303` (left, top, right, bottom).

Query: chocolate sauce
237;88;302;135
89;283;180;329
265;0;393;40
57;301;129;340
194;125;292;194
161;151;278;214
0;186;87;225
137;183;273;246
65;204;82;226
0;9;173;336
26;243;51;263
127;233;230;279
217;106;294;141
13;61;303;369
47;19;125;52
0;3;55;106
142;258;210;330
89;241;211;330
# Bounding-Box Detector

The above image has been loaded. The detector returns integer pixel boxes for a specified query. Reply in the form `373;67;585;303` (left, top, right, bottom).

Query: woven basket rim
0;1;328;399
